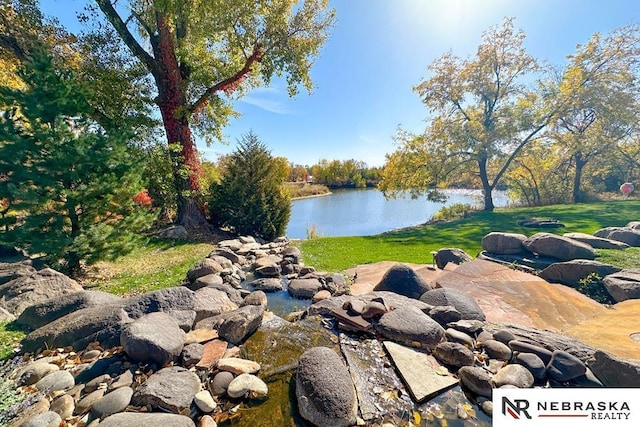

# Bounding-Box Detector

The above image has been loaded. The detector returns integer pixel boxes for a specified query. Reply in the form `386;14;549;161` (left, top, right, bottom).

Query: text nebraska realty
504;397;631;420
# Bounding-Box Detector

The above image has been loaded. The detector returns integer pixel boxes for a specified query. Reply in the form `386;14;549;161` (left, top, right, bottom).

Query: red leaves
133;189;153;206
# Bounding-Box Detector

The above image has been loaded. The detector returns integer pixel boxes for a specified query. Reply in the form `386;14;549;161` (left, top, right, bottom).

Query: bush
0;50;156;274
577;273;615;305
209;132;291;240
431;203;474;221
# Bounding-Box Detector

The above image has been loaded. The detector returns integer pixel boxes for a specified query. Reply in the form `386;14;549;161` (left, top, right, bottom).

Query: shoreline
291;191;332;201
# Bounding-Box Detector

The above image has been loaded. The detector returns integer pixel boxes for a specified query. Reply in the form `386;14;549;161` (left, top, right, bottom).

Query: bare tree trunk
572;153;587;203
478;156;495;211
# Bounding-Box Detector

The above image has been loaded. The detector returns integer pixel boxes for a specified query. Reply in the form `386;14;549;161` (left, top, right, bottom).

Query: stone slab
196;339;227;369
435;259;606;331
565;299;640;360
329;307;373;332
383;341;458;403
184;329;219;345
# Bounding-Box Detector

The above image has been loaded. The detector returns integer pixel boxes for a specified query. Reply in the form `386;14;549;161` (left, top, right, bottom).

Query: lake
286;188;510;239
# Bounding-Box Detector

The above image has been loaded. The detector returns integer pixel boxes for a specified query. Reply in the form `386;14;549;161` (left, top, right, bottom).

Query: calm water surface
286;188;509;239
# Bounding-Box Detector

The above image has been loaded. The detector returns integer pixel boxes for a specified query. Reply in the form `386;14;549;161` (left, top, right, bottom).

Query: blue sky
40;0;640;166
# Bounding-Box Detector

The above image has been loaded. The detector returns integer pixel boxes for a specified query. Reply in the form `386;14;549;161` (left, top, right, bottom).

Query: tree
550;25;640;202
0;49;155;274
385;19;555;211
209;131;291;240
93;0;334;227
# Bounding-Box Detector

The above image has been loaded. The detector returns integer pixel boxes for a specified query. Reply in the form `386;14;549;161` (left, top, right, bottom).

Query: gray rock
156;225;188;240
207;304;265;345
515;352;547;383
211;371;235;395
429;305;462;326
296;347;357;427
593;227;640;246
251;277;283;292
99;413;196;427
17;290;122;329
193;287;238;322
17;361;60;386
110;369;134;390
227;373;269;399
90;386;133;418
547;350;586;382
307;291;432;317
373;263;433;300
492;329;516;345
165;309;196;331
0;268;83;316
444;328;474;347
482;339;512;360
477;251;557;271
187;258;224;283
447;319;485;335
523;232;595;261
76;389;106;414
563;232;630;249
281;246;302;263
434;248;472;270
481;232;527;255
133;366;201;413
253;256;282;278
376;306;445;350
209;248;244;265
492;364;534;388
120;312;185;367
508;340;553;365
122;286;197;320
242;290;268;307
35;370;75;392
181;343;205;366
433;341;474;367
589;350;640;387
628;221;640;230
0;306;15;322
187;273;223;290
19;411;61;427
194;280;244;305
603;269;640;302
312;289;332;303
361;300;389;319
540;260;621;288
458;366;493;398
289;278;324;299
84;374;112;393
420;288;485;321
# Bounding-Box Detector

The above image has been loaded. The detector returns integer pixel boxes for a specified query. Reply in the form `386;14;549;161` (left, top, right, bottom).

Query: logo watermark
494;388;636;426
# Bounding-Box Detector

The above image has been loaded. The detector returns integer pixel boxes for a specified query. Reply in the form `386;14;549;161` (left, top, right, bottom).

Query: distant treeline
289;159;383;188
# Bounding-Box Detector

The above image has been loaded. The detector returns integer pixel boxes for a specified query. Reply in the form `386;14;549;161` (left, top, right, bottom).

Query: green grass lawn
298;200;640;271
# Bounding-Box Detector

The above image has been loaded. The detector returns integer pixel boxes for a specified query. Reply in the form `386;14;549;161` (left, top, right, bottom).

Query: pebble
444;328;474;347
482;339;512;360
20;411;61;427
199;415;218;427
211;371;235;395
17;361;60;386
491;364;534;388
90;386;134;417
109;368;133;390
76;388;106;414
85;373;111;393
194;390;217;412
227;373;268;399
492;329;516;345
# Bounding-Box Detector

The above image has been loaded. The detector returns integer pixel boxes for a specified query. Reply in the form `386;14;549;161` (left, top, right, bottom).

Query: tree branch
95;0;157;75
188;44;263;115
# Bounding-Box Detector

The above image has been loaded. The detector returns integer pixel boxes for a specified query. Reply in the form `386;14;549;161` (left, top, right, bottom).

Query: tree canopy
92;0;334;227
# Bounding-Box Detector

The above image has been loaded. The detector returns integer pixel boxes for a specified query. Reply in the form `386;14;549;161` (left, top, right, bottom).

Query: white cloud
240;87;294;115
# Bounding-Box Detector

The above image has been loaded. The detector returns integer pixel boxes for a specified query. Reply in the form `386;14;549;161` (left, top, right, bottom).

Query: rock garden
1;221;640;427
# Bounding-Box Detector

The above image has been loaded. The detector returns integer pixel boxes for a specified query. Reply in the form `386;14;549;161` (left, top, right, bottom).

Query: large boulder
420;288;485;321
481;232;527;255
0;268;83;316
627;221;640;230
16;290;122;329
193;287;238;323
0;261;34;286
373;263;433;299
539;260;621;288
376;305;445;350
120;312;185;367
122;286;196;320
288;278;324;299
192;279;244;305
602;269;640;302
204;304;265;345
522;232;595;261
594;227;640;247
563;232;629;250
133;366;201;413
21;304;131;353
434;248;472;270
296;347;357;427
589;350;640;387
186;258;224;283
